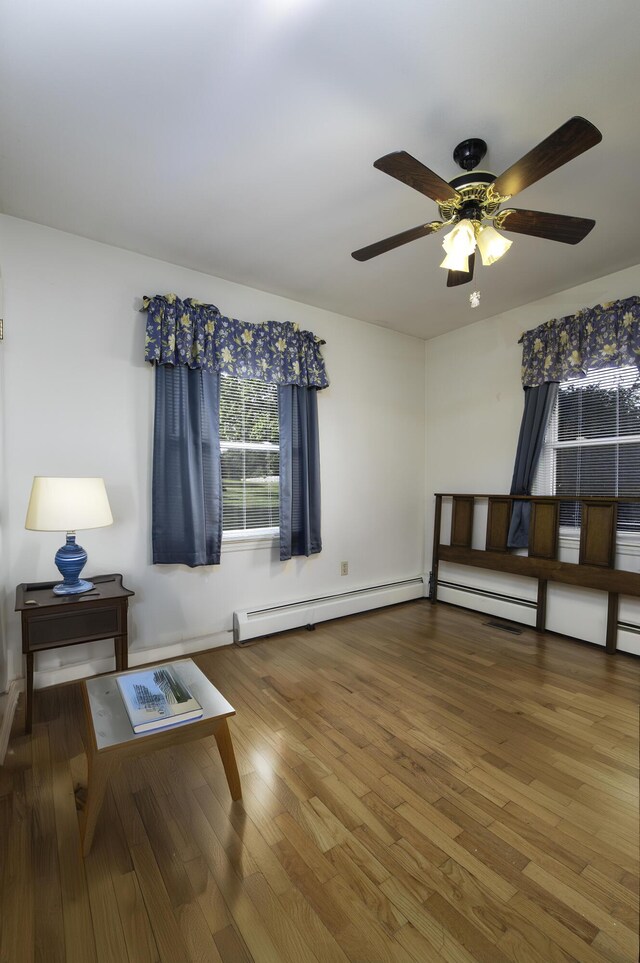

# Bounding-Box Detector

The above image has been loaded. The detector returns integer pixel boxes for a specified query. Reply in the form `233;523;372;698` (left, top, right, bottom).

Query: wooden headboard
431;494;640;653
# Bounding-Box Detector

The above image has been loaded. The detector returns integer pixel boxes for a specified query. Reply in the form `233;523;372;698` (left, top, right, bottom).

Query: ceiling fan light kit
439;218;512;272
352;116;602;288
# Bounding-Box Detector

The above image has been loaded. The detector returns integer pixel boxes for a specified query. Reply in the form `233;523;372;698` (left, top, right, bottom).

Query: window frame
532;365;640;544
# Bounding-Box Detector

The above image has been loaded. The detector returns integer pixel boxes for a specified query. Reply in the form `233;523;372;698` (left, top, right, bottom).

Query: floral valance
520;295;640;387
143;294;329;388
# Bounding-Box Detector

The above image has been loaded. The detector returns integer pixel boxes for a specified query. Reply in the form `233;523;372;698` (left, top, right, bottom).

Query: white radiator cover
233;576;425;644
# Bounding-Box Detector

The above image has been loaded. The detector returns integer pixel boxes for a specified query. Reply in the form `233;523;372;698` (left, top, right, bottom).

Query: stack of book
117;663;203;733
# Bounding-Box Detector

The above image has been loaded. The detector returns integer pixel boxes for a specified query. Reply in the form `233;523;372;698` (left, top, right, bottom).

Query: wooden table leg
536;579;548;633
25;652;34;734
82;751;116;856
214;719;242;800
119;625;129;670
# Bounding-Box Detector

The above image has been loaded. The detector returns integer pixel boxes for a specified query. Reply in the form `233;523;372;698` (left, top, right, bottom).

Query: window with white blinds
219;376;280;536
532;365;640;532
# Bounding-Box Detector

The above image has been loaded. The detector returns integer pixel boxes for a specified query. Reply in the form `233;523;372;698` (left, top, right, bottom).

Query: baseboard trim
0;680;23;765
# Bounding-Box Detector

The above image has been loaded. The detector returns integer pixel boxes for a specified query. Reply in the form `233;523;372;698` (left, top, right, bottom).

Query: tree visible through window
533;365;640;532
219;376;280;535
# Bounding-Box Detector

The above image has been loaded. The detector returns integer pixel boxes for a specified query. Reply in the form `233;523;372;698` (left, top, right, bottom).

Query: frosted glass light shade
476;224;512;266
25;477;113;532
442;219;476;256
440;219;477;271
440;250;469;272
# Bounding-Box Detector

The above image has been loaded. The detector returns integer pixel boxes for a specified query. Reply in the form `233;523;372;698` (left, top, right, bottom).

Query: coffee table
80;658;241;856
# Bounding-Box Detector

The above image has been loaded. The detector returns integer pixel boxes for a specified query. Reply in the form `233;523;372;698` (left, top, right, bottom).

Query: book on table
116;663;203;733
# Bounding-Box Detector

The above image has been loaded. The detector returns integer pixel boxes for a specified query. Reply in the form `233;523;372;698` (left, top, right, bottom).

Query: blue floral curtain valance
143;293;329;389
520;295;640;387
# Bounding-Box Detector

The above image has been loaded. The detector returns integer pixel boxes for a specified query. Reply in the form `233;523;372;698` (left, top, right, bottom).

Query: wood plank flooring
1;600;638;962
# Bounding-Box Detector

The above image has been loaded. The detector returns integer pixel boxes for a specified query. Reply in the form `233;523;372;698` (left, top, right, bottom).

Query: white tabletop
84;658;235;751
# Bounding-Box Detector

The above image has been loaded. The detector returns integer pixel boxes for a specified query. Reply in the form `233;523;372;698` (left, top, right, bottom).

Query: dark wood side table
15;574;134;734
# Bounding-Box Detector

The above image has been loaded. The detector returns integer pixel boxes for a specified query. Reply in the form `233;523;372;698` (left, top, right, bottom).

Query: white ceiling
1;0;639;340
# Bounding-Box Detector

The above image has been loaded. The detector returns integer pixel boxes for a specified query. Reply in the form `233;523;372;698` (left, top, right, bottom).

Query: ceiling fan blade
446;252;475;287
490;117;602;201
374;151;461;205
497;209;596;244
351;221;443;261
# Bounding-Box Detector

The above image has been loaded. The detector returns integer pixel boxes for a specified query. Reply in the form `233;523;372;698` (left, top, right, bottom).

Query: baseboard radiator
436;578;537;627
233;576;425;644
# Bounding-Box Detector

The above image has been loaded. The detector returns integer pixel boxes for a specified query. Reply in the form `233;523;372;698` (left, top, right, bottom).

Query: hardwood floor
1;600;638;962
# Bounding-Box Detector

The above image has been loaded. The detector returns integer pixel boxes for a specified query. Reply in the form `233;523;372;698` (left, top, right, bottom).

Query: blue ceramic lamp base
53;532;94;595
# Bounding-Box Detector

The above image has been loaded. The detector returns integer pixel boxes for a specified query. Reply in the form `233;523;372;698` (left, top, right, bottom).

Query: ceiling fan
351;116;602;287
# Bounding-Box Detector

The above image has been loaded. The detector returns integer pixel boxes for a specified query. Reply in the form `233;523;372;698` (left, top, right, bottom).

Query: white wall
0;263;7;692
425;262;640;655
0;215;426;687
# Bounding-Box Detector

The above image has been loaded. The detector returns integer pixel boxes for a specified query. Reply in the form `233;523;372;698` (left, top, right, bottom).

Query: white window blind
532;365;640;532
220;376;280;536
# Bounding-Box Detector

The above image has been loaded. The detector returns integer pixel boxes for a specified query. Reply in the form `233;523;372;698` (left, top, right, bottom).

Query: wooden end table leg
119;624;129;670
25;652;34;734
115;625;129;671
82;752;116;856
214;719;242;800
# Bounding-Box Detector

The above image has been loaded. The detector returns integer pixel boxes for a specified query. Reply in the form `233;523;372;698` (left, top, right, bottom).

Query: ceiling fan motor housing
452;138;487;171
438;171;499;224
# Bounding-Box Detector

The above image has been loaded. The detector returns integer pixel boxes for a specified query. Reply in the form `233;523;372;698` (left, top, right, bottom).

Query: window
219;376;280;537
533;365;640;533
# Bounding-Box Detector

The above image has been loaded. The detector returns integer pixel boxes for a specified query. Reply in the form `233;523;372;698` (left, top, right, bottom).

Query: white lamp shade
25;477;113;532
476;224;512;266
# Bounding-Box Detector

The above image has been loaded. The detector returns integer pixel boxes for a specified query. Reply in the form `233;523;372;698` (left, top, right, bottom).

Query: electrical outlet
340;561;348;576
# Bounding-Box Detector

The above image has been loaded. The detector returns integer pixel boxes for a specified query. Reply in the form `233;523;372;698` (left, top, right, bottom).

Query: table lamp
25;477;113;595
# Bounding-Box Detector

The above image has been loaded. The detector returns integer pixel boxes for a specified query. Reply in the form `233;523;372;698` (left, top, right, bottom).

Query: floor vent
483;619;523;635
